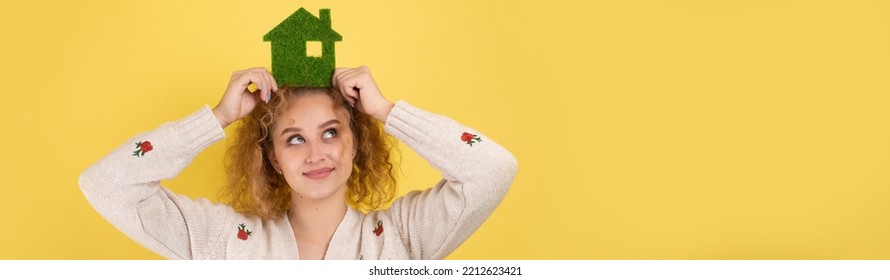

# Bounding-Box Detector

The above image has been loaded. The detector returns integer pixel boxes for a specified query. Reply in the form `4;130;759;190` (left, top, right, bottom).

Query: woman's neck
288;197;347;230
287;190;348;253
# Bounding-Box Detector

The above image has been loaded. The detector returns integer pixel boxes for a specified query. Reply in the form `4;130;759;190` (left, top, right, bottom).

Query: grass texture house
263;8;342;87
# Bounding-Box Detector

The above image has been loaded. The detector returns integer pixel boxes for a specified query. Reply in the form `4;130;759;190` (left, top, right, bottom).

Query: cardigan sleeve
78;106;232;259
384;101;518;259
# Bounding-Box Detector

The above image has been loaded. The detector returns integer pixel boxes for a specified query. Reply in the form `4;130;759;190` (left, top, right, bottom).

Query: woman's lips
303;167;334;180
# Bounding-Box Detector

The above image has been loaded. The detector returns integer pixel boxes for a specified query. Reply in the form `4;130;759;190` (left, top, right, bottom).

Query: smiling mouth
303;168;334;180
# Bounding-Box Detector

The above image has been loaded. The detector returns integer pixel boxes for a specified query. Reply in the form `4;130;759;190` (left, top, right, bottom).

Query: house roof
263;8;342;42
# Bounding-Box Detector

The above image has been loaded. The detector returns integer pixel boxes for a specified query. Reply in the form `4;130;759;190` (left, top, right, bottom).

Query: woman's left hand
333;66;394;122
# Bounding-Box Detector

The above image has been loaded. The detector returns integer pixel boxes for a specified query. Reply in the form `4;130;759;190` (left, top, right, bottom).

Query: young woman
80;66;517;259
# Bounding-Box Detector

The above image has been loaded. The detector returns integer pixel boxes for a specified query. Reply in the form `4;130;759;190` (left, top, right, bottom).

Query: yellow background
1;0;889;259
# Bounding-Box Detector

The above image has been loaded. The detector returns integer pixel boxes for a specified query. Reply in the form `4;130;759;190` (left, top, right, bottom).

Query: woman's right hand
212;67;278;128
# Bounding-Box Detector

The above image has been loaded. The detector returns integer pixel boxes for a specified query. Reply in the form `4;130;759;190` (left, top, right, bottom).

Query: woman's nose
305;142;326;164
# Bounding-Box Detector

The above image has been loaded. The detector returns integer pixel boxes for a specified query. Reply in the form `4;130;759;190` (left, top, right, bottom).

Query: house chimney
319;9;331;27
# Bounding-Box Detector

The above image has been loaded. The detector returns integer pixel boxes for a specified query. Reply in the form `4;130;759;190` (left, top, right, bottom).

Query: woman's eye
287;135;305;145
323;129;337;139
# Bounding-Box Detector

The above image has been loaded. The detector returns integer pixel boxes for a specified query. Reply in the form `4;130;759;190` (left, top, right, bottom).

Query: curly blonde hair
221;86;397;220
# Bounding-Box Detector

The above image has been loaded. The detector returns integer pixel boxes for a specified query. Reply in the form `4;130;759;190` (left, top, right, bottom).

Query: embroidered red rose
460;132;482;146
373;220;383;236
140;141;153;153
132;141;153;157
461;132;473;142
237;223;252;240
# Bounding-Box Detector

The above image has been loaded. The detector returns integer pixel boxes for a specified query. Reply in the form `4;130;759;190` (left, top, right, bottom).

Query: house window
306;41;322;57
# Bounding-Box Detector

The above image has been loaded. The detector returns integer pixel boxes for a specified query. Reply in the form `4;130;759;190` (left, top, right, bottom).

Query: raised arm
385;101;517;259
333;67;518;259
79;68;278;259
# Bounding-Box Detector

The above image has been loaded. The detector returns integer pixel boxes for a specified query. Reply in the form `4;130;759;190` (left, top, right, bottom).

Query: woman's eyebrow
280;119;341;136
318;119;341;129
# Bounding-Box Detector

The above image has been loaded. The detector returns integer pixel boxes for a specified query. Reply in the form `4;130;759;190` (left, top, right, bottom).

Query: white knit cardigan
79;101;517;259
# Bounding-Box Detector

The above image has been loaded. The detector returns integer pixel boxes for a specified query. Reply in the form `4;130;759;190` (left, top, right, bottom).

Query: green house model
263;8;342;87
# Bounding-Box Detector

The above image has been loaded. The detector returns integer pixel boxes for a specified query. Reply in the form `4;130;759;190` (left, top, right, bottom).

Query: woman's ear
351;138;358;159
267;148;281;173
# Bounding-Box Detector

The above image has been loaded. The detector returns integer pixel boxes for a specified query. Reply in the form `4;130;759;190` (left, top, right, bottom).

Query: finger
333;68;363;107
342;70;365;95
258;75;270;102
256;68;275;100
340;76;359;100
336;78;357;107
259;71;273;101
334;70;348;92
267;70;279;92
333;67;358;89
247;72;267;102
254;72;269;102
234;73;257;95
332;68;346;90
332;68;349;82
231;69;246;82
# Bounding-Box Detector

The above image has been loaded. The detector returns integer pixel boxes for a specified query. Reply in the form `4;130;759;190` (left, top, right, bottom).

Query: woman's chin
290;183;345;202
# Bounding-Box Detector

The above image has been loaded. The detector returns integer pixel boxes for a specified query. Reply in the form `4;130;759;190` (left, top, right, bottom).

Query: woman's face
270;93;355;203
